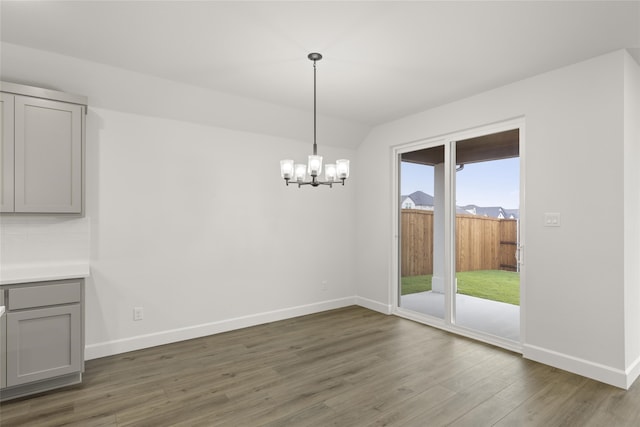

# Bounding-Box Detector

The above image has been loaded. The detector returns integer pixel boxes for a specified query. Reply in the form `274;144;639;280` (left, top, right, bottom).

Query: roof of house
460;205;504;218
504;209;520;219
406;191;434;207
402;192;519;219
460;205;520;219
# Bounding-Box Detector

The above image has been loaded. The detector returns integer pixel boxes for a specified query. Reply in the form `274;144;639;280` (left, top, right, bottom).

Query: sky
401;157;520;209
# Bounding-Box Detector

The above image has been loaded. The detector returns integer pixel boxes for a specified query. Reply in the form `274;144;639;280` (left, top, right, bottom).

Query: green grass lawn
401;269;520;305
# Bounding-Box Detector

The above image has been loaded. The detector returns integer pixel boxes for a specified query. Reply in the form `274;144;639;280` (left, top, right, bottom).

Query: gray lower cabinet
0;279;84;401
0;291;5;390
1;82;87;214
6;304;81;387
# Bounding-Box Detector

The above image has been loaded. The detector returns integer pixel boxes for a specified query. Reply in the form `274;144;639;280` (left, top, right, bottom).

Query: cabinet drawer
7;281;81;310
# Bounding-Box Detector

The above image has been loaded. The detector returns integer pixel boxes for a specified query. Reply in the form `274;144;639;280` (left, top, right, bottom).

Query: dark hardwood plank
1;306;639;427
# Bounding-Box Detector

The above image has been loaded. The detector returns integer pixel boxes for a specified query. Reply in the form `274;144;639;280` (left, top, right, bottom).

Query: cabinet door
14;96;82;213
6;304;81;387
1;290;5;389
0;93;14;212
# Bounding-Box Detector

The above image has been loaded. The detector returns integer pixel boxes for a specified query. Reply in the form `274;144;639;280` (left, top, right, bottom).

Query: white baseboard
523;344;630;389
85;296;356;360
355;296;392;314
625;354;640;389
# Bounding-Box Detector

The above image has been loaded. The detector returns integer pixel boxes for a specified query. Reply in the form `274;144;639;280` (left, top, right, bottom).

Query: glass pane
399;146;445;319
454;131;520;341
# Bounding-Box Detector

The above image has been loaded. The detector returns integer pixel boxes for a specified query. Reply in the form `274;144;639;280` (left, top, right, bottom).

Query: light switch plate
544;212;561;227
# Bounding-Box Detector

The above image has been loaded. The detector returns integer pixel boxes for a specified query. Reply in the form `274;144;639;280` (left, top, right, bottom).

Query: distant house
459;205;507;219
402;192;519;219
400;196;416;209
401;191;434;210
458;204;520;219
504;209;520;220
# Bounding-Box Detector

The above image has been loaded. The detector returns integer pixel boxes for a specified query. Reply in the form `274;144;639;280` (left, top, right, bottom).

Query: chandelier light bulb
336;159;350;179
280;159;294;180
294;163;307;182
325;164;337;182
308;155;323;176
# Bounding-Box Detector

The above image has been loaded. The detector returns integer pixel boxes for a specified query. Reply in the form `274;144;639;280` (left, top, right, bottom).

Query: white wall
0;42;370;150
1;43;358;359
623;51;640;387
84;108;356;357
0;216;89;267
356;50;635;388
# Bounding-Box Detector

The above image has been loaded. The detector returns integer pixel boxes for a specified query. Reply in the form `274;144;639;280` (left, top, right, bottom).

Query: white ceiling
1;1;639;127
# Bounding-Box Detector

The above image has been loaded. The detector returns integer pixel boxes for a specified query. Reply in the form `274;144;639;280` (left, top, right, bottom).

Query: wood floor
1;306;639;426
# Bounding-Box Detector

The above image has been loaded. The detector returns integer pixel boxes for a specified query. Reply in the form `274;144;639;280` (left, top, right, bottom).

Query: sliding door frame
391;117;526;354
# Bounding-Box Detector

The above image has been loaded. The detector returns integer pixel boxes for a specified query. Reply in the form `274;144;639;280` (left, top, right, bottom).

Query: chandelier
280;53;350;187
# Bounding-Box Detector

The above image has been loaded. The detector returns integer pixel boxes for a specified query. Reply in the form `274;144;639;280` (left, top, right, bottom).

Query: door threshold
394;307;523;354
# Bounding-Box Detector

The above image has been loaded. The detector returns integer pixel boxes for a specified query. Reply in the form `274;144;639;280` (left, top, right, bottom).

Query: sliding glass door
396;122;523;348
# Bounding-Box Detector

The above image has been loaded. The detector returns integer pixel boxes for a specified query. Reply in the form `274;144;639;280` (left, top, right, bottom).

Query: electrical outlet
133;307;144;321
321;280;328;291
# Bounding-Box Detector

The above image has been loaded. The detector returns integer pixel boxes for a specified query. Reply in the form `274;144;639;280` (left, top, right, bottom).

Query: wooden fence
401;209;517;277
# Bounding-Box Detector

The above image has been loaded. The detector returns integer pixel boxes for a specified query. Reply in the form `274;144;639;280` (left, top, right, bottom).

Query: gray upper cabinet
14;96;83;213
0;82;87;214
0;93;14;212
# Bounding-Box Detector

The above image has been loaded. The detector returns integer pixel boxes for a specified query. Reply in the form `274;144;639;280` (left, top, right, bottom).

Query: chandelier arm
293;179;335;187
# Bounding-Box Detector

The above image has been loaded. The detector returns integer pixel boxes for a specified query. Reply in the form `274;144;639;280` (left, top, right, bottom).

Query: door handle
515;245;524;266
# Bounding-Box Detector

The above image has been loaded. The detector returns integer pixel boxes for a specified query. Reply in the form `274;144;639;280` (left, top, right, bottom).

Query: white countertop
0;262;90;285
